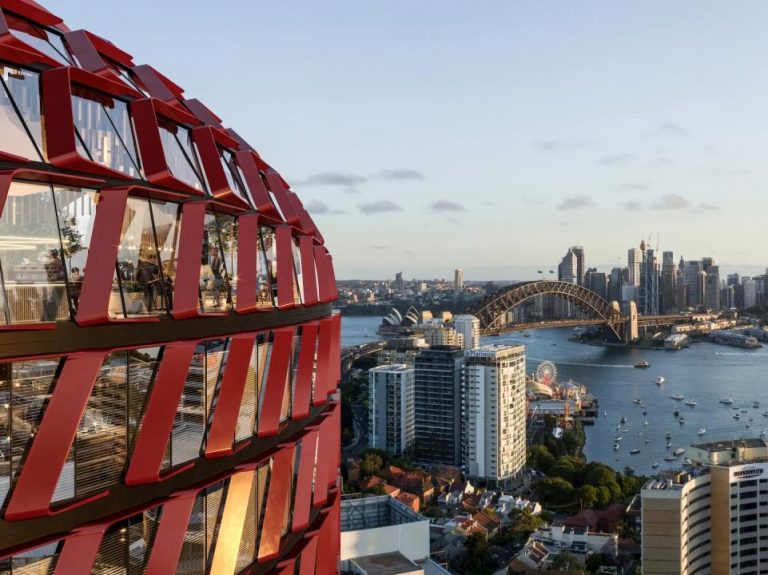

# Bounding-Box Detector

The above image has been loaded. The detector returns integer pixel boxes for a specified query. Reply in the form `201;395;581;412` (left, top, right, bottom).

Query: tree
527;444;555;473
551;551;585;573
536;477;575;507
508;508;543;541
585;552;615;573
461;532;491;574
360;450;385;476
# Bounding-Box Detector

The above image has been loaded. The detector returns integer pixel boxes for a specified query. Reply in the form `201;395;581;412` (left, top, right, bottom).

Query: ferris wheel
536;361;558;386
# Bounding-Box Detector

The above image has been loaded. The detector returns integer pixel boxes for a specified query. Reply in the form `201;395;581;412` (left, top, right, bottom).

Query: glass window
0;66;42;160
200;213;229;312
0;358;61;509
112;197;177;318
157;119;206;192
4;13;73;66
71;88;142;177
53;186;96;313
258;226;277;308
216;214;237;307
92;512;157;574
219;148;250;204
292;237;304;304
0;182;69;324
8;541;60;575
235;339;259;442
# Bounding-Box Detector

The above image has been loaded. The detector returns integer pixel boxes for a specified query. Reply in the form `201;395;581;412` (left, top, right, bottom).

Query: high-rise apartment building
683;260;705;308
571;246;586;286
608;267;624;302
628;247;643;287
558;248;578;283
414;347;465;466
743;277;757;309
0;2;341;572
463;345;527;486
703;258;721;310
585;268;608;300
369;365;416;455
454;268;464;292
454;314;481;350
421;324;464;348
642;439;768;575
395;271;405;293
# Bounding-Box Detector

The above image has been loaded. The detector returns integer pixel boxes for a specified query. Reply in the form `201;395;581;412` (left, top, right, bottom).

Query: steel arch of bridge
468;280;628;340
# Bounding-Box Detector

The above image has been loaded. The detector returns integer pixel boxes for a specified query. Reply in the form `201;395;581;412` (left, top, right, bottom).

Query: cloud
304;199;345;215
371;169;425;181
651;194;689;210
429;200;466;213
371;245;389;250
651;156;675;166
655;121;690;138
599;153;634;166
482;200;495;206
702;167;751;177
299;172;367;187
621;200;644;211
618;182;650;191
557;195;595;211
359;200;404;214
698;203;718;211
522;195;546;205
533;139;581;152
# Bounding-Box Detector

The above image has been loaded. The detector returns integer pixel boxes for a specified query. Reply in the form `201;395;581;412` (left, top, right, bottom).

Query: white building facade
453;315;480;350
463;345;527;486
369;364;416;455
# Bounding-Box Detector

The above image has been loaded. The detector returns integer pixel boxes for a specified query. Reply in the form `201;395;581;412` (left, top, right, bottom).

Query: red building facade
0;1;340;573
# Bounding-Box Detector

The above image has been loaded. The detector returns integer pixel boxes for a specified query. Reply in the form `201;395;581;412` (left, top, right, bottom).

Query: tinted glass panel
71;90;142;177
149;200;180;310
200;214;229;312
5;14;72;66
0;66;41;160
217;214;237;307
0;182;68;324
292;238;304;304
53;186;96;312
219;148;250;204
258;227;276;308
158;121;205;191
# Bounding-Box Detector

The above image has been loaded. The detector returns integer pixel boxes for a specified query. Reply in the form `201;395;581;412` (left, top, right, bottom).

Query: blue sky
45;1;768;280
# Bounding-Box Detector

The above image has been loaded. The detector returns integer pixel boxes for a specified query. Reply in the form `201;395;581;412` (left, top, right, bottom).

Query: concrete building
453;314;480;350
414;347;465;466
571;246;586;286
463;345;527;486
662;251;678;312
454;268;464;293
703;259;721;310
395;271;405;293
743;277;757;309
639;241;660;315
682;260;704;308
420;324;463;348
642;438;768;575
628;247;642;287
369;365;416;455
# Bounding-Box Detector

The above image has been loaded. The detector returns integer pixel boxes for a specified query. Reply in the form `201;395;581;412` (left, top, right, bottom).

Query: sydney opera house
0;1;340;573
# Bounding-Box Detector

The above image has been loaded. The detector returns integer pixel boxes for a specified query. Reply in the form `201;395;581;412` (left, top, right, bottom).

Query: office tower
642;439;768;575
704;266;721;309
454;268;464;292
584;268;608;300
0;4;340;572
414;347;465;466
639;241;660;315
661;251;677;312
421;324;464;347
558;248;578;283
368;365;416;455
628;247;642;286
743;277;757;308
608;267;624;302
728;273;741;287
721;284;735;309
454;314;481;350
683;260;704;308
571;246;586;286
463;345;527;487
395;271;405;293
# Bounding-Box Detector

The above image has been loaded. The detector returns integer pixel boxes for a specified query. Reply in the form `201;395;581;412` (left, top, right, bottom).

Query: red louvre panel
191;126;249;210
53;524;108;575
5;352;108;521
0;10;66;68
206;334;257;457
265;171;299;225
329;314;341;393
315;508;336;575
314;246;335;304
258;327;295;437
275;225;297;310
292;322;318;421
312;318;334;406
235;150;281;219
125;341;197;486
292;429;318;533
257;444;295;563
274;562;297;575
299;236;319;305
235;213;259;313
143;491;197;575
326;252;338;300
298;536;318;575
312;415;332;509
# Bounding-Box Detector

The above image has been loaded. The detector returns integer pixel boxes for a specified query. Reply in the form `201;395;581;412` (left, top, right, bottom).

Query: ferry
685;399;698;407
673;448;686;456
697;428;706;435
671;393;685;401
630;449;641;454
720;397;734;405
656;376;665;385
634;361;651;369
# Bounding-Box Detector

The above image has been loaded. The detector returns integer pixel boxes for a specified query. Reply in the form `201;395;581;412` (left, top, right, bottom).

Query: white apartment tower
368;364;415;455
453;314;480;350
463;345;527;486
454;268;464;292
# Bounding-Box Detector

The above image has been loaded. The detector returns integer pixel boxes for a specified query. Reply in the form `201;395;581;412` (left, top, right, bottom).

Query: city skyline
42;0;768;279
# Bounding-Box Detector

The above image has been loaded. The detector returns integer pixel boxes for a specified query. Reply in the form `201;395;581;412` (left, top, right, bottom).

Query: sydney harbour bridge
466;280;690;343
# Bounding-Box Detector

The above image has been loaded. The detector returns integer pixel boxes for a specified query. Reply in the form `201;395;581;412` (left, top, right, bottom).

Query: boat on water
665;432;672;439
685;399;698;407
755;401;761;408
615;436;623;441
613;443;620;451
642;410;648;416
671;393;685;401
664;456;676;462
630;449;641;454
720;397;734;405
644;420;649;426
734;413;741;420
656;376;665;385
684;458;693;466
741;409;749;413
645;439;650;444
621;416;627;423
673;408;680;417
763;412;768;417
604;410;607;417
698;428;706;435
632;399;642;405
673;448;686;456
523;331;531;338
666;440;672;448
679;417;685;424
634;361;651;369
622;428;630;433
652;462;659;469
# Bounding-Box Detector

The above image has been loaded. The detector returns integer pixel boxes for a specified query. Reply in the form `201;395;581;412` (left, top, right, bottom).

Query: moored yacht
656;376;665;385
720;397;734;405
671;393;685;401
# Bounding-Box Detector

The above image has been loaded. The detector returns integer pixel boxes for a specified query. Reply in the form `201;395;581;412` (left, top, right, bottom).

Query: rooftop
341;496;426;532
369;364;413;374
350;552;421;575
691;438;768;452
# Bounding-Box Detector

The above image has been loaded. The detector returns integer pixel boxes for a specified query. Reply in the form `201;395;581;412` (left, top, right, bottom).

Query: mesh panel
235;344;258;442
93;525;128;575
205;482;225;565
235;473;259;573
127;348;160;453
177;495;205;575
280;337;294;423
167;344;207;467
128;511;157;575
256;335;272;418
282;449;297;536
9;542;59;575
255;462;271;549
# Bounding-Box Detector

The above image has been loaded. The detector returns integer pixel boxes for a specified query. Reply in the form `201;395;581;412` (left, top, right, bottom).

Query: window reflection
219;148;250;204
53;187;96;313
0;66;42;160
258;226;277;308
0;182;68;324
4;13;73;66
200;214;229;312
0;358;61;510
157;119;206;192
216;214;237;307
111;197;179;318
71;89;142;177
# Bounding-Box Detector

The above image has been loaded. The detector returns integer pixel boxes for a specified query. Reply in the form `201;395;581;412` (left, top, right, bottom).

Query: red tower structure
0;1;340;573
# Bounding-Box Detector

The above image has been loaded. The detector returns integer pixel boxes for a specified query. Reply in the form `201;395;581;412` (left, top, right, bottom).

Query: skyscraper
454;268;464;293
395;271;405;293
628;247;643;287
683;260;704;308
703;258;721;310
661;251;677;312
571;246;586;286
369;365;416;455
558;248;578;283
414;347;465;466
463;345;527;487
0;3;340;572
639;241;660;315
454;314;481;350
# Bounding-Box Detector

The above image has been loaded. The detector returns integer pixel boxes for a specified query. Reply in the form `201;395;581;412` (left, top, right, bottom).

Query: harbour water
340;315;768;473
